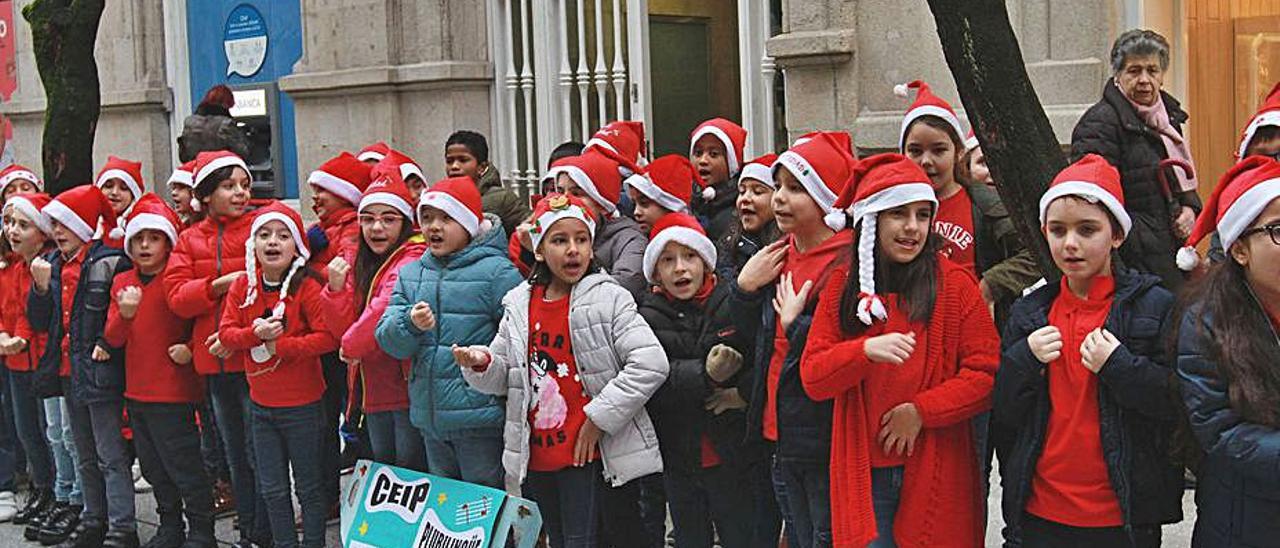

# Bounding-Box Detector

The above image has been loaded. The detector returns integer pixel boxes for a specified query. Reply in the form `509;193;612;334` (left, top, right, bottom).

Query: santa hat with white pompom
895;80;966;152
1175;155;1280;271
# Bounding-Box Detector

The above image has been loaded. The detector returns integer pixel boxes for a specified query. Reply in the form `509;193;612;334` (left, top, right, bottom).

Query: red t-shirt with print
934;187;976;275
526;285;594;472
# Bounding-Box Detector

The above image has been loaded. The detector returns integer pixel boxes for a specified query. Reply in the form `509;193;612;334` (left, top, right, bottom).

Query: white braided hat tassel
855;213;888;325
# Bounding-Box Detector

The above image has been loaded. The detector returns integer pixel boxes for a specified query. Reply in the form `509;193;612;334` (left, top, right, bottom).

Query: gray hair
1110;29;1170;74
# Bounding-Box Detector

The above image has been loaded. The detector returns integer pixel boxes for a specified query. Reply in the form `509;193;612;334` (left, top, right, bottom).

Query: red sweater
308;208;360;269
219;273;339;407
103;268;203;403
0;258;46;372
801;258;998;547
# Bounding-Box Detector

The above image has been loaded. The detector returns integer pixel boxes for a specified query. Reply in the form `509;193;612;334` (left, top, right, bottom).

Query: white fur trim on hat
557;164;617;215
241;212;311;309
625;173;687;213
96;169;142;200
584;138;619;156
250;212;311;262
361;192;414;220
123;213;179;257
643;226;716;284
689;126;741;177
0;169;41;192
850;182;938;325
1239;111;1280;159
1038;181;1133;238
964;134;980;151
531;207;596;251
1216;177;1280;250
167;169;194;189
357;150;386;162
419;190;487;237
899;105;965;152
194;155;252;190
399;163;425;182
42;199;95;243
308;170;364;207
773;151;838;214
3;196;52;236
740;163;775;189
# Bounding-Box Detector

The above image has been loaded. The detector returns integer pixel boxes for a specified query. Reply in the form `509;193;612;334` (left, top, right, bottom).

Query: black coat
714;221;781;283
28;242;132;402
639;282;767;472
1177;306;1280;547
994;269;1183;534
1071;79;1201;292
693;177;739;242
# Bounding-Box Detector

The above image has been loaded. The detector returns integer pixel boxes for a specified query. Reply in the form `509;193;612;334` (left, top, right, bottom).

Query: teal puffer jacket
376;214;524;439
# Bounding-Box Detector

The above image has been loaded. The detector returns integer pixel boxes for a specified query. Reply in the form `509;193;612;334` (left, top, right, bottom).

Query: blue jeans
664;463;756;548
129;401;215;541
422;433;503;489
6;370;53;490
251;400;325;548
44;396;81;504
523;462;603;548
208;372;270;543
774;460;832;548
770;454;802;548
363;409;423;470
66;397;135;531
869;467;904;548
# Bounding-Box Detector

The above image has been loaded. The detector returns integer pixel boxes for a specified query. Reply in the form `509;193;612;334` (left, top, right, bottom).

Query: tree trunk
925;0;1061;278
23;0;105;196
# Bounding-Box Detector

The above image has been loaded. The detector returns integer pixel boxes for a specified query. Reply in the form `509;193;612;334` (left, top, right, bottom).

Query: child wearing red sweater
218;202;338;548
801;154;1000;547
104;194;214;547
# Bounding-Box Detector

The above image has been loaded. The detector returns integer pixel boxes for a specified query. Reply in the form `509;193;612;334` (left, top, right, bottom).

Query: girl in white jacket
454;194;669;548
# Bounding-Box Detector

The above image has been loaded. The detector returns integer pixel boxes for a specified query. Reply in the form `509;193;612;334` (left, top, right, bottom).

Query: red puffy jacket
308;208;360;269
163;202;269;375
0;258;46;372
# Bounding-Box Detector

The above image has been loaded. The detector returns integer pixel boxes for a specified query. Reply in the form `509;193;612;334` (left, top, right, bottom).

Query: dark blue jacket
1177;305;1280;547
994;269;1183;534
28;241;132;403
729;278;832;464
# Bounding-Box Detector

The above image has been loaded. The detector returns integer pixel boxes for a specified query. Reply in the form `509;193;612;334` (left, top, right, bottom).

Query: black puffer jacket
1071;79;1202;292
639;282;767;472
994;269;1184;534
178;104;250;163
693;177;739;242
714;221;781;283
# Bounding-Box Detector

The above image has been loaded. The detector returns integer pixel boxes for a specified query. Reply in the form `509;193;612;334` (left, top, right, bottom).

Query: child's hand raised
326;256;351;292
515;222;535;252
737;240;787;292
30;256;52;292
91;344;111;361
451;344;490;371
206;333;231;359
1027;326;1063;364
168;344;193;365
772;272;813;331
116;286;143;319
410;302;436;331
865;332;917;365
253;318;285;341
1080;328;1120;373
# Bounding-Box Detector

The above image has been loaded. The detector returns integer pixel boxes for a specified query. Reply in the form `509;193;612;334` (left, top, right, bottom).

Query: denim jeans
251;400;325;548
523;462;603;548
774;460;832;548
664;463;756;548
320;353;345;506
129;401;215;541
422;433;503;489
44;396;81;504
207;372;270;543
6;370;53;490
869;467;904;548
0;370;15;492
1021;514;1160;548
66;397;135;531
197;391;228;483
363;409;424;470
770;454;801;548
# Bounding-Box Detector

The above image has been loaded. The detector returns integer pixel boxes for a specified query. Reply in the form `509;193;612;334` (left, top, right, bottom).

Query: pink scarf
1119;80;1199;193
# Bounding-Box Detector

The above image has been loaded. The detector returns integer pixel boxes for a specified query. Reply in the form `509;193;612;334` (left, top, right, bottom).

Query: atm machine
228;82;285;199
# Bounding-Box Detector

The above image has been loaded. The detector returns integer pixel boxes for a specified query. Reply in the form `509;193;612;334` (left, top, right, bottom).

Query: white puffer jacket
462;272;669;494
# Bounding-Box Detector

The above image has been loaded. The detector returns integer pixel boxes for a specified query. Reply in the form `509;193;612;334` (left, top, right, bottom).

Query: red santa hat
0;164;42;194
546;149;624;215
419;176;490;237
360;168;417;221
358;141;391;163
642;212;716;284
689;118;748;177
242;201;311;309
586;121;647;168
624;154;700;213
739;153;779;189
1038;154;1132;239
1237;82;1280;160
42;185;121;244
829;153;937;325
308;152;373;207
191;150;252;206
95;155;144;204
773;131;857;230
963;128;980;152
375;149;425;184
528;193;597;251
166;160;197;190
122;193;182;259
1176;155;1280;271
2;192;54;236
895;80;966;152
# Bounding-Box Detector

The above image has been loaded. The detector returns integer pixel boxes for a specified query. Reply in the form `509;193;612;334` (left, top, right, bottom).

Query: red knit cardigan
801;258;999;547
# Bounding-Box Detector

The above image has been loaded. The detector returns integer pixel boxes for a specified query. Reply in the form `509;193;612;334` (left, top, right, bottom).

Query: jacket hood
421;212;509;269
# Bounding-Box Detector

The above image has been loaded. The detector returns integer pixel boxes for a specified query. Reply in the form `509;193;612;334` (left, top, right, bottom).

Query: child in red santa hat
166;160;201;227
306;151;373;268
801;153;999;548
624;154;700;233
689;118;747;239
715;153;782;281
0;164;42;203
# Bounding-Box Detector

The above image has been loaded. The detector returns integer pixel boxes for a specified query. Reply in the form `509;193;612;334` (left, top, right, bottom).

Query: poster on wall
224;3;268;78
0;0;16;101
341;460;543;548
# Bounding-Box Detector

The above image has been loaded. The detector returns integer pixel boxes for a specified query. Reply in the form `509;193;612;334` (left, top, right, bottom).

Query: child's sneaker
0;491;17;522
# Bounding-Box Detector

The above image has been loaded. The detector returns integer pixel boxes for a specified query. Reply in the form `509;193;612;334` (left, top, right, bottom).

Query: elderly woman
1072;29;1201;291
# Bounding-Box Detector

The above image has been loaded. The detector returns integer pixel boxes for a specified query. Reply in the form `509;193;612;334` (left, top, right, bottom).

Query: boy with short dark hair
446;130;530;236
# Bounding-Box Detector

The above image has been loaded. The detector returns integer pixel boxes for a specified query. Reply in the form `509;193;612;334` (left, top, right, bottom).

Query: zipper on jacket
428;258;446;435
215;223;225;374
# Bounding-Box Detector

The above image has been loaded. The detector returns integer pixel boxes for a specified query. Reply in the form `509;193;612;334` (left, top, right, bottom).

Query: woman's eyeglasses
1240;223;1280;246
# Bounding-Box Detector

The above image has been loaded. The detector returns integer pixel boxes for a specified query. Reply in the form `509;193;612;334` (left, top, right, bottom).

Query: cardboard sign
341;460;542;548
